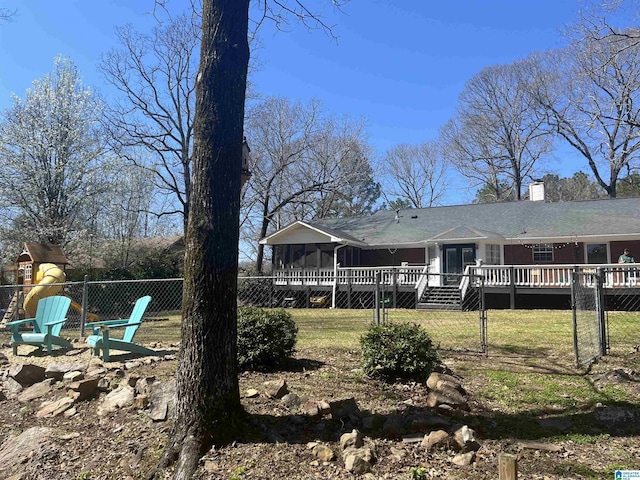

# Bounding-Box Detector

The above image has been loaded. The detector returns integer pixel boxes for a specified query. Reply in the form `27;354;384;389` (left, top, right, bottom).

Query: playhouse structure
2;242;70;323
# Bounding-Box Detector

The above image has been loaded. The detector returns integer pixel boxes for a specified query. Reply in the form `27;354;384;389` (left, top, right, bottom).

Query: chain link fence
571;271;603;367
2;268;639;363
0;279;182;334
238;271;487;353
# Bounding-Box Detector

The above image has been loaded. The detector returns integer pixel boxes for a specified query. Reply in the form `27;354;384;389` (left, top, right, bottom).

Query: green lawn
54;307;640;361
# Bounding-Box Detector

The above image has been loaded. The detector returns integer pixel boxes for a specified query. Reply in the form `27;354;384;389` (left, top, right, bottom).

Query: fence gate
373;272;488;354
571;271;606;367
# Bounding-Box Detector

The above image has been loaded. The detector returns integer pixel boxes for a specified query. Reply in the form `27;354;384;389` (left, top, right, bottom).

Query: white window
533;244;553;263
486;244;501;265
24;264;32;281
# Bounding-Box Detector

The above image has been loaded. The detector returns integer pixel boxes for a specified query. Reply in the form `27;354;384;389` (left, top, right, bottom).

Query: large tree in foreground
149;1;348;477
150;1;249;478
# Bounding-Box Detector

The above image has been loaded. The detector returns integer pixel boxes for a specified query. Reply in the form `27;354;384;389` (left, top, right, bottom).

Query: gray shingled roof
300;197;640;247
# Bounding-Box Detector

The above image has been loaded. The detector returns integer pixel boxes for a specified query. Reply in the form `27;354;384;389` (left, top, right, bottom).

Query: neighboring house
259;183;640;309
66;235;184;277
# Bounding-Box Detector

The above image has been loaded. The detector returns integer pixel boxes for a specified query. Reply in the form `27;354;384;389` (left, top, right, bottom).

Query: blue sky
0;0;586;203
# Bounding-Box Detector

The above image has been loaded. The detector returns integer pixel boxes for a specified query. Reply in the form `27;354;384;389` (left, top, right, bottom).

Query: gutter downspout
332;243;347;308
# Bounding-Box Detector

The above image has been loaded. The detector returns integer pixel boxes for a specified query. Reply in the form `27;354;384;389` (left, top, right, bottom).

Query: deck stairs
417;285;462;310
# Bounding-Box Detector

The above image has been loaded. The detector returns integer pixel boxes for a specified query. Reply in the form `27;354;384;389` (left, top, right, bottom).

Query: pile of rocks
0;352;177;421
244;367;480;474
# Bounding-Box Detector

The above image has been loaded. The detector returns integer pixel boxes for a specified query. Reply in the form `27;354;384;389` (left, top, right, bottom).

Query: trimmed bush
237;307;298;369
360;322;439;383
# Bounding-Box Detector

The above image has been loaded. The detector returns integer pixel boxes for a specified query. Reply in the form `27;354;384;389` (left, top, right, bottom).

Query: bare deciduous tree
441;60;553;201
530;33;640;197
148;1;350;477
380;141;447;208
0;8;14;22
149;1;249;478
100;13;199;231
244;97;374;272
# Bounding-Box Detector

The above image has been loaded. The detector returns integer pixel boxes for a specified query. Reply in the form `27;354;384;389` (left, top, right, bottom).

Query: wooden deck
270;264;640;309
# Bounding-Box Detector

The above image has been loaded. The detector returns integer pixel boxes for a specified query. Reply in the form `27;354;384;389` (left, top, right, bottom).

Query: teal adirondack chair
6;296;73;355
85;296;156;362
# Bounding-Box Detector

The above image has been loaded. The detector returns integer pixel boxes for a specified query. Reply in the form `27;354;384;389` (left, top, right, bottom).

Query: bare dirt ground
0;342;639;479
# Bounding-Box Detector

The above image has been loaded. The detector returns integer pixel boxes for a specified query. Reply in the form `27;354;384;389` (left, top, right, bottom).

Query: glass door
443;243;476;285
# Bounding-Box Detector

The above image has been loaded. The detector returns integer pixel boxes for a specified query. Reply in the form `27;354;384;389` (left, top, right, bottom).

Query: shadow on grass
242;357;325;374
472;401;640;441
493;344;552;357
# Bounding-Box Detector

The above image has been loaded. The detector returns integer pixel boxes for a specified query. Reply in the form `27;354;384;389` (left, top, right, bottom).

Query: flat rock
244;388;260;398
301;400;319;417
44;362;86;380
312;444;335;461
452;425;481;452
98;385;135;416
17;379;55;403
67;378;100;402
134;377;156;396
451;451;475;466
2;377;23;396
427;390;468;410
62;371;84;382
427;372;462;390
340;429;364;450
281;393;301;408
422;430;457;452
329;397;360;420
9;364;45;387
0;427;54;476
264;379;288;399
36;396;74;418
148;378;175;421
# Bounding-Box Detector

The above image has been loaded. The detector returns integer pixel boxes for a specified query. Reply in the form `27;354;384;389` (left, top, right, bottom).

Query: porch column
332;244;347;308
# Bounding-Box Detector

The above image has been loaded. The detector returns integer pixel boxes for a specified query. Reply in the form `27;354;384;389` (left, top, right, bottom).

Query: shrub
237;307;297;369
360;322;439;383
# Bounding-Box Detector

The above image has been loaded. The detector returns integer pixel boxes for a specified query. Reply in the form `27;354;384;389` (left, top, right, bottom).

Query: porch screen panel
305;245;318;268
273;245;284;269
291;245;305;267
319;245;333;268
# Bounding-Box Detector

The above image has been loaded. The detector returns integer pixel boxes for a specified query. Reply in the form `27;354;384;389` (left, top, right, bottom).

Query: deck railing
470;264;639;289
273;265;426;287
273;264;640;289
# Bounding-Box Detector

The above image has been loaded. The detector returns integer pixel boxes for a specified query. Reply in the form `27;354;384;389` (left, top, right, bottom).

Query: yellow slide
23;263;65;317
22;263;98;321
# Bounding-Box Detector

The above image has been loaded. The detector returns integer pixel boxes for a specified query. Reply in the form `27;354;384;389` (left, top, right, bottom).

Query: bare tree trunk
149;1;249;478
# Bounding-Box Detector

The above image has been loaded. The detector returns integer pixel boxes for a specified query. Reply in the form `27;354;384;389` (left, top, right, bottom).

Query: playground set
1;242;96;325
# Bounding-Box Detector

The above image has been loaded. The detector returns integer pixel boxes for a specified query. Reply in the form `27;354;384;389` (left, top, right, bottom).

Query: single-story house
259;184;640;309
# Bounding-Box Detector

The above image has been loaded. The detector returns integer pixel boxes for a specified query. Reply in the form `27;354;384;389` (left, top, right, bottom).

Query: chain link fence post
80;274;89;337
